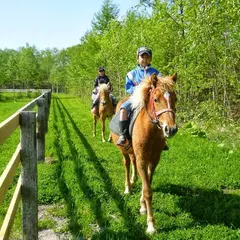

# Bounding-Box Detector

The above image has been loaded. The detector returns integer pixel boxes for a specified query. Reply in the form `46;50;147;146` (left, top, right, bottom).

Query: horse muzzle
163;125;178;137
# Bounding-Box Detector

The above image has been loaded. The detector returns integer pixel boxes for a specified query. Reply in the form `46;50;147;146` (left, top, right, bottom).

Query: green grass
0;92;36;122
1;94;240;239
0;93;36;238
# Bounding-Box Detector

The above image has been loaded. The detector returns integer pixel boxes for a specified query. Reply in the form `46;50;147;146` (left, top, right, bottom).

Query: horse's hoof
124;187;130;194
130;178;137;185
102;139;106;142
146;222;155;234
139;207;147;215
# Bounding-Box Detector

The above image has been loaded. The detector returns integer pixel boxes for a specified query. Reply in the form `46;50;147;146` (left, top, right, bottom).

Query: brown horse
92;83;114;142
111;73;178;234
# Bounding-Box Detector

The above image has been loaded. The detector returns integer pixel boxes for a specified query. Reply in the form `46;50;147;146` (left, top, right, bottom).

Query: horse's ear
150;73;158;88
172;73;177;82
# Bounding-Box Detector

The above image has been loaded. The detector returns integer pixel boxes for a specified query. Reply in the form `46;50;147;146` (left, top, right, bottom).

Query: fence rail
0;90;51;240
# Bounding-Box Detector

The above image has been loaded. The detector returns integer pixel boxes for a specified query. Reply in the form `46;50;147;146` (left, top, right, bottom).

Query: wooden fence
0;90;51;240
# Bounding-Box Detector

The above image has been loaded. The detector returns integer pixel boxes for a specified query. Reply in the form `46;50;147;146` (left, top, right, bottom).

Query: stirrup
117;135;126;145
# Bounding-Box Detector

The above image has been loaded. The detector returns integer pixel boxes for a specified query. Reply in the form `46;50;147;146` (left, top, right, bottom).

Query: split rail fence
0;90;51;240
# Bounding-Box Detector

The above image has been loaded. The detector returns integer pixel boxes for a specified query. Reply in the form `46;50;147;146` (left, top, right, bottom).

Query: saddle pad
109;106;142;137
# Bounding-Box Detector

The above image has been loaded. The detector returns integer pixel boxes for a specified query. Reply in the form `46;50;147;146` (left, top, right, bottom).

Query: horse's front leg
101;117;106;142
148;160;159;184
139;187;146;215
137;160;155;234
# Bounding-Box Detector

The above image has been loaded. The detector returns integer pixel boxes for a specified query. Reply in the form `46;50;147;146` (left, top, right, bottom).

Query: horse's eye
154;98;159;103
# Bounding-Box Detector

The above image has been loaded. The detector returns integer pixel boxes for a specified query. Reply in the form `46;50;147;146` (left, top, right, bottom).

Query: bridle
145;88;176;130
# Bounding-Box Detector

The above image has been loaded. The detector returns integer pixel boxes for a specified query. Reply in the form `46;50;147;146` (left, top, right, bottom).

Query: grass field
1;94;240;239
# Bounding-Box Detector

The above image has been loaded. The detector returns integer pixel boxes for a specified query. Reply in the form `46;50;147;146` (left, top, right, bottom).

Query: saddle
109;106;142;149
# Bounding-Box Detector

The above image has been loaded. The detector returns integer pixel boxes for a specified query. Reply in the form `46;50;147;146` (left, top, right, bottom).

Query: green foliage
17;44;42;88
91;0;120;34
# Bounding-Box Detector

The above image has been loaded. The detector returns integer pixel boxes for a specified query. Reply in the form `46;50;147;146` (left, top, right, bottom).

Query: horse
110;73;178;234
92;83;115;142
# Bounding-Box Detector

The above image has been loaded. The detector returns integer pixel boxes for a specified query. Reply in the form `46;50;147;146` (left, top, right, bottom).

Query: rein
145;89;175;130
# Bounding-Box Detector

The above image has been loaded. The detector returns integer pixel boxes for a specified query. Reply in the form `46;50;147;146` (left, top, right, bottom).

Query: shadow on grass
52;97;84;237
157;184;240;230
53;96;149;239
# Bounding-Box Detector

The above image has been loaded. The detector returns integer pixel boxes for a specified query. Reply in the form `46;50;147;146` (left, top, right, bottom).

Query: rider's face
137;53;152;67
99;70;105;76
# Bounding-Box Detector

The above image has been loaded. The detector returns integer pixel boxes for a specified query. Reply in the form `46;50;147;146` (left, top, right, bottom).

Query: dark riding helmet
98;66;105;72
137;46;152;57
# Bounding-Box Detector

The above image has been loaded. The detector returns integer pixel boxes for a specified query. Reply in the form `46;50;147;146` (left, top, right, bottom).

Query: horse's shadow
155;184;240;230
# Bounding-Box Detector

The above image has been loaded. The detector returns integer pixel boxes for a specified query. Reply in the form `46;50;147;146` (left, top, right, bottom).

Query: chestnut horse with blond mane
111;73;178;234
92;83;114;142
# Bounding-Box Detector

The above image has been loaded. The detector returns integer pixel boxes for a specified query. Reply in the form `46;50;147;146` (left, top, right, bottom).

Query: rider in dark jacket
93;67;111;88
91;67;116;114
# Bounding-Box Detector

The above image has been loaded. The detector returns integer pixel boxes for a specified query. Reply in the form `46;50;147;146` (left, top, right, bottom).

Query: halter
146;88;175;130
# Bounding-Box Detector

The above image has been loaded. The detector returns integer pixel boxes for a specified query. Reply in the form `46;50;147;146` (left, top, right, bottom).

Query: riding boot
117;120;129;145
111;95;117;107
113;98;117;107
91;102;97;109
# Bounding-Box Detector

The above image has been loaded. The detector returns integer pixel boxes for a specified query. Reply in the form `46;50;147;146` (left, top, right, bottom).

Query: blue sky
0;0;140;50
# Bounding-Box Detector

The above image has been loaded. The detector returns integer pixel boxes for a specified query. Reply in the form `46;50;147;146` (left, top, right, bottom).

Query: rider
91;66;117;114
117;46;169;150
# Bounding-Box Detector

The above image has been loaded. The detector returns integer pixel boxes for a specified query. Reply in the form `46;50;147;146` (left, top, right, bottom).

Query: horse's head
148;73;178;137
99;83;111;105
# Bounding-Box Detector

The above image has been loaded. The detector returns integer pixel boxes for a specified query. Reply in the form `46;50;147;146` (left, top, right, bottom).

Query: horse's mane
131;74;175;110
99;83;109;93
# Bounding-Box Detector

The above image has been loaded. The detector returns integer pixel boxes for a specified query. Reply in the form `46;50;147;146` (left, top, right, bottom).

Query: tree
38;48;56;88
18;44;40;88
49;49;68;93
5;49;20;88
91;0;119;34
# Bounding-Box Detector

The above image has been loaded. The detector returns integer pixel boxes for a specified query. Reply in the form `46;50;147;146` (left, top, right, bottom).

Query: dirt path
38;205;71;240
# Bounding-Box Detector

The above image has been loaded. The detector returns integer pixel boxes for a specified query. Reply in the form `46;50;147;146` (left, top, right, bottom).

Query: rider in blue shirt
125;64;159;95
117;47;163;146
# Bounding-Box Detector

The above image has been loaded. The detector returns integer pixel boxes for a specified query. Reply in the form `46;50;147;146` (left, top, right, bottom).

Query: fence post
43;93;49;133
37;98;45;162
20;111;38;240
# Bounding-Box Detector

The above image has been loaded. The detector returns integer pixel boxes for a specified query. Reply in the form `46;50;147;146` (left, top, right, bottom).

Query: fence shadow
52;97;83;235
52;96;149;239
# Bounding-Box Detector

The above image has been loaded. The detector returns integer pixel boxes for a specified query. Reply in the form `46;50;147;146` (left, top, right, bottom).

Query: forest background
0;0;239;144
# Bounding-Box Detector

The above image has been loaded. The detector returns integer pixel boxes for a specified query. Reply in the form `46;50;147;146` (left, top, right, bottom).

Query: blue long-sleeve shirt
125;64;160;94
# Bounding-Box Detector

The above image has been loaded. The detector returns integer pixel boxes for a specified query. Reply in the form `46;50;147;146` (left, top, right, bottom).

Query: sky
0;0;140;50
